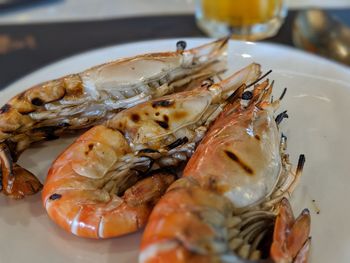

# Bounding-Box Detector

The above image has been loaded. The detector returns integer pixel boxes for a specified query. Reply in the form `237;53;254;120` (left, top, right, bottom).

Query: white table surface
0;0;349;25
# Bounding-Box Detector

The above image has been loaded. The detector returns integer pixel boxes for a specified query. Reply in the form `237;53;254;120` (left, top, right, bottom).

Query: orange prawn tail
270;198;311;263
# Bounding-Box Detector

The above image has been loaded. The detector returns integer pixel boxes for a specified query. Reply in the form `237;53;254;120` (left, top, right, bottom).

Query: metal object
293;9;350;66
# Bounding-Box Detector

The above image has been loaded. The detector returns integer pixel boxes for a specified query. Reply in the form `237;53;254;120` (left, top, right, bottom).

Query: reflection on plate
0;39;349;263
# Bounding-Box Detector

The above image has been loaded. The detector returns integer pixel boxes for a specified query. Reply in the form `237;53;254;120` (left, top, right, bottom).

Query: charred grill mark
85;143;94;155
224;150;254;175
275;110;288;125
0;104;11;114
49;193;62;200
166;137;189;150
155;120;169;129
31;98;44;106
255;134;261;140
131;113;140;123
163;115;169;123
152;100;174;108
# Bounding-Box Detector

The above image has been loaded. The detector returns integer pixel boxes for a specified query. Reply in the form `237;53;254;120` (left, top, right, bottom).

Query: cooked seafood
0;38;228;199
140;79;311;262
271;198;311;263
42;63;262;239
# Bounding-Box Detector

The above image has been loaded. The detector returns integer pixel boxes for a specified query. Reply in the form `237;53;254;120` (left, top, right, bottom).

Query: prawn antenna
279;87;287;100
247;69;272;88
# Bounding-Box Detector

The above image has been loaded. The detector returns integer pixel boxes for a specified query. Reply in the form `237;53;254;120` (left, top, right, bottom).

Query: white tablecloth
0;0;349;24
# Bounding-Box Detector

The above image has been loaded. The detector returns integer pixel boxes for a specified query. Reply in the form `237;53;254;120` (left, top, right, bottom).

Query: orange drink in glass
195;0;287;40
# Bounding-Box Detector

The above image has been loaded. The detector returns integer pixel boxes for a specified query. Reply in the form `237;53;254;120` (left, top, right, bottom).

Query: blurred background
0;0;349;23
0;0;349;88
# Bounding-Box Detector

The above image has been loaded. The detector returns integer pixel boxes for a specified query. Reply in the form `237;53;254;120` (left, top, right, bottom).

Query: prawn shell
107;90;212;145
72;126;131;178
183;101;281;209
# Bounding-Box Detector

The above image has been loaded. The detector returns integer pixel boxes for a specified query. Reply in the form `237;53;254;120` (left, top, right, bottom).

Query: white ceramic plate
0;39;349;263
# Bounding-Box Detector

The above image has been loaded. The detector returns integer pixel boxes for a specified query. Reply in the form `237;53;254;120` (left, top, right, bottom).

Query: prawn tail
0;143;42;199
270;198;311;263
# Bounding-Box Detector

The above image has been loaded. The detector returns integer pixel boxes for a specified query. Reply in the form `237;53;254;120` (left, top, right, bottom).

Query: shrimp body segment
0;38;228;199
140;78;311;262
42;63;262;238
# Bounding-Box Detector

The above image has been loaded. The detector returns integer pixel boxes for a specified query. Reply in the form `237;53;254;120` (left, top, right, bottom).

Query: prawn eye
49;193;62;200
242;91;253;100
31;98;44;106
176;40;187;52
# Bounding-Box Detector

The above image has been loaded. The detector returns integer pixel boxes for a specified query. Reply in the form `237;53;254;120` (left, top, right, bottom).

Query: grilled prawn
0;38;228;199
140;79;311;262
42;63;262;239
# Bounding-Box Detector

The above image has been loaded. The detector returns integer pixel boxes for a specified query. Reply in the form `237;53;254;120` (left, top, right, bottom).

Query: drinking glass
195;0;287;41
